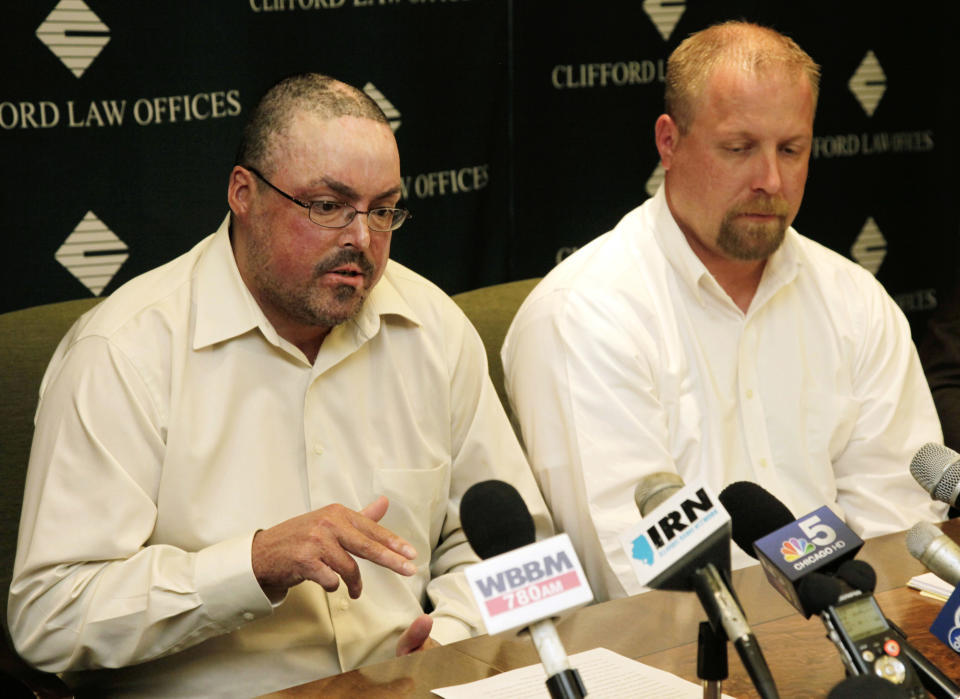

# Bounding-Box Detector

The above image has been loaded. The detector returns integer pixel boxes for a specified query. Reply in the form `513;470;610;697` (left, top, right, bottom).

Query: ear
654;114;681;170
227;166;255;218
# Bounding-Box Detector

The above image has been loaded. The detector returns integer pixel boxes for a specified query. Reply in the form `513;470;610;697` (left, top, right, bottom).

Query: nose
337;211;371;250
753;147;783;194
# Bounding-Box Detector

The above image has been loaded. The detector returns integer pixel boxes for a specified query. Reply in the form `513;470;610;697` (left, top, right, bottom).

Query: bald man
10;74;550;697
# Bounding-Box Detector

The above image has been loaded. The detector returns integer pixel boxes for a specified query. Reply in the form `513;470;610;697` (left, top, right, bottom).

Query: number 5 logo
798;515;836;547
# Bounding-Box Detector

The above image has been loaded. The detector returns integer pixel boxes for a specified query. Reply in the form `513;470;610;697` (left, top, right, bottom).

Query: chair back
0;298;101;627
452;278;540;433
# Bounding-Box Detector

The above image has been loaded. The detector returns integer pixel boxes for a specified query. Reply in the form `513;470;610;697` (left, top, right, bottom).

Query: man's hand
251;496;417;599
396;613;439;656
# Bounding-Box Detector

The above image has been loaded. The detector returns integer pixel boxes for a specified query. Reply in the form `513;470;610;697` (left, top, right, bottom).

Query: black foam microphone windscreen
835;559;877;593
460;479;536;559
717;481;795;557
796;572;842;616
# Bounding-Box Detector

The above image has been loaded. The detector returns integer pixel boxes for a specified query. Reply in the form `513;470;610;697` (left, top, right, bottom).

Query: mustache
313;249;375;278
729;196;791;217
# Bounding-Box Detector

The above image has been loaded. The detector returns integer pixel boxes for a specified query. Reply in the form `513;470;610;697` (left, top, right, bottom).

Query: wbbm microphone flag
464;534;592;635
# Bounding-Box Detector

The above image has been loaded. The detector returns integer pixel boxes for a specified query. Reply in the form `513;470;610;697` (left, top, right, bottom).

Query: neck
248;290;332;364
680;227;767;314
276;321;330;364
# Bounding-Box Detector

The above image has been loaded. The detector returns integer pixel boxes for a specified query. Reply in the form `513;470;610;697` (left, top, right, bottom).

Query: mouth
330;266;364;278
738;212;781;221
321;268;366;289
315;252;375;290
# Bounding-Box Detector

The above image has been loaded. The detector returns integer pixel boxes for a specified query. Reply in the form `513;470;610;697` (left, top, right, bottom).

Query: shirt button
243;612;255;621
338;599;349;611
759;458;768;468
745;389;754;399
313;443;324;455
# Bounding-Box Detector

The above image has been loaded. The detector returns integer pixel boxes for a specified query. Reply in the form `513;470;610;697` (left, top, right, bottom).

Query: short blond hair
665;21;820;133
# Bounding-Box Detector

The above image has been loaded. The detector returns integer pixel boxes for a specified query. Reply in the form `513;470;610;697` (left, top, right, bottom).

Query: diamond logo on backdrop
363;83;401;132
646;162;666;198
850;217;887;275
643;0;686;41
55;212;129;295
37;0;110;78
849;50;886;117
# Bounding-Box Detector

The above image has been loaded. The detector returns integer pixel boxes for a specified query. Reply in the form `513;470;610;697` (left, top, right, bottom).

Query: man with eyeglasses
502;22;944;602
9;74;550;696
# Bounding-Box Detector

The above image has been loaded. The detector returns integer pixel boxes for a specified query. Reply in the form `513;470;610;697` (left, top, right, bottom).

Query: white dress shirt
502;185;945;601
9;216;551;697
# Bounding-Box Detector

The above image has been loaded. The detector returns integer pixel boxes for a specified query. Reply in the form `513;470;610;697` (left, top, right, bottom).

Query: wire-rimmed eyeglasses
246;166;411;232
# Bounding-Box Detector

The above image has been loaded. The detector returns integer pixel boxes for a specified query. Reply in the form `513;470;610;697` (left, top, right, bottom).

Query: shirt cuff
195;532;273;630
428;614;474;646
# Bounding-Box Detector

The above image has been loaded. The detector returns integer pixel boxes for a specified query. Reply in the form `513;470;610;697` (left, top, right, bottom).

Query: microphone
626;473;779;699
906;520;960;586
460;480;588;699
633;471;683;514
460;479;536;559
718;481;794;559
718;481;863;617
721;483;949;698
910;443;960;507
835;559;877;593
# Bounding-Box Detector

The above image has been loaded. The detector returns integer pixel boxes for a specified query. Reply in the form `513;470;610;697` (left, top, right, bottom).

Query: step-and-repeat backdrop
5;1;958;339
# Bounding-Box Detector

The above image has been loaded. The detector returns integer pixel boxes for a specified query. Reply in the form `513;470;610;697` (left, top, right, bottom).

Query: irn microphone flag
619;482;729;589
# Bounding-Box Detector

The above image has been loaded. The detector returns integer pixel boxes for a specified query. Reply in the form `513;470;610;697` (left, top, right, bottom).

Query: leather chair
451;277;541;435
0;297;101;698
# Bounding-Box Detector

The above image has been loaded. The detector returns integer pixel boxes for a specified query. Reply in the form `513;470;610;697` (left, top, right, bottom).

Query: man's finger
396;613;434;656
306;546;363;597
336;524;418;577
352;499;418;560
360;495;390;522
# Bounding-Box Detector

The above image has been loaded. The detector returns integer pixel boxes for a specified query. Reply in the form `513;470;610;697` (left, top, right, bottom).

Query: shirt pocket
373;461;450;563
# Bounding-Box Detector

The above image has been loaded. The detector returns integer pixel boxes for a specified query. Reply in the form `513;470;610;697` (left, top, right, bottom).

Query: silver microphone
634;471;684;515
910;442;960;507
906;520;960;587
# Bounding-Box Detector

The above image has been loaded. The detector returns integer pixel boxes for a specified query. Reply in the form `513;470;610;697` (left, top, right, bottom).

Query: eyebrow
310;175;402;202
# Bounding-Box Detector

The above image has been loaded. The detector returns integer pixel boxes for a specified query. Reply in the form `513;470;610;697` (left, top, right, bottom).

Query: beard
716;196;791;261
247;234;377;330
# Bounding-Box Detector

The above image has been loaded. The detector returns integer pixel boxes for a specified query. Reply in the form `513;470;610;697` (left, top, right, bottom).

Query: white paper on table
432;647;735;699
907;571;955;600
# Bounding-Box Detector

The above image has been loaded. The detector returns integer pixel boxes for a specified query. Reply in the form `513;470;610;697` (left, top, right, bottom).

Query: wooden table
262;520;960;698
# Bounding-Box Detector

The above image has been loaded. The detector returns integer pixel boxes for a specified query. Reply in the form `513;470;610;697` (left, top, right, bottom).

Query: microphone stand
528;620;587;699
692;564;779;699
697;620;727;699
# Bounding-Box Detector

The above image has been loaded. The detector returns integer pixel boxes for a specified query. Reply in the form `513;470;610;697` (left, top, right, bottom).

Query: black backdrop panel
4;1;959;341
3;0;508;310
510;0;960;338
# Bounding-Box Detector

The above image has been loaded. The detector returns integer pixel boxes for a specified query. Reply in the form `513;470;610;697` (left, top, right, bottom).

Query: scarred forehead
275;113;401;201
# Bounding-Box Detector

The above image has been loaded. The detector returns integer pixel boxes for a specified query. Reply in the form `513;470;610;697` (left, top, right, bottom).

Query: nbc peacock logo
780;537;815;562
